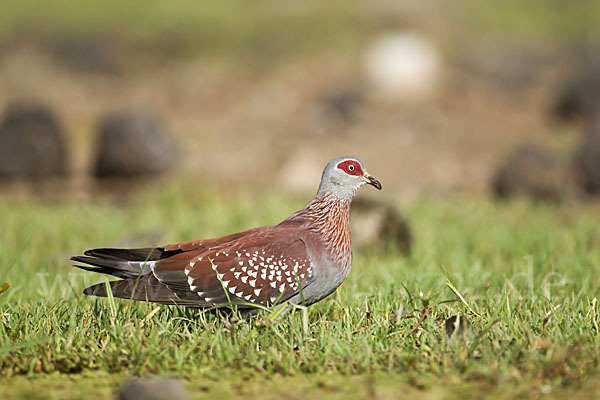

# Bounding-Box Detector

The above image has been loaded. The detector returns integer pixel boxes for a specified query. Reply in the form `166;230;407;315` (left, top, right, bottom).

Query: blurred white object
364;32;441;101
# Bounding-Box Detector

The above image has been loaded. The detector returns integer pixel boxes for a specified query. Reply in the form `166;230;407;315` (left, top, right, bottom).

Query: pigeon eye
337;160;362;175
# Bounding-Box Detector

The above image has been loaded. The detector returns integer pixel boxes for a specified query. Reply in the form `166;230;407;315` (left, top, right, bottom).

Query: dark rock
573;119;600;195
52;36;121;75
321;88;364;124
444;315;472;338
94;109;178;178
0;101;67;179
118;378;186;400
492;144;571;201
350;197;411;254
456;44;554;92
554;63;600;121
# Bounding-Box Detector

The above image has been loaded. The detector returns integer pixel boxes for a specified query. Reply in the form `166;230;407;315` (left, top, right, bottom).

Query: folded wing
75;228;316;309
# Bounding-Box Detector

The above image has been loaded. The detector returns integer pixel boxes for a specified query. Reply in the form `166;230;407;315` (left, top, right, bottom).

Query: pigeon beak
364;174;382;190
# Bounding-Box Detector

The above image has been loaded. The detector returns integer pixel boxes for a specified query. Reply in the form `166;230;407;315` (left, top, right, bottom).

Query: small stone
0;282;9;295
0;101;67;179
94;109;178;178
444;315;472;338
572;118;600;195
554;62;600;121
320;87;364;125
52;36;120;75
350;197;411;254
118;378;186;400
492;144;571;201
456;44;551;92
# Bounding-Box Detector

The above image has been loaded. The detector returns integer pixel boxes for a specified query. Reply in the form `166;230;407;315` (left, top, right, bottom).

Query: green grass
1;184;600;399
1;0;598;67
458;0;600;43
0;0;372;65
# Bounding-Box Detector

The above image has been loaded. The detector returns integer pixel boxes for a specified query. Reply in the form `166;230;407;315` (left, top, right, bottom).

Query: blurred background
0;0;599;201
3;3;600;393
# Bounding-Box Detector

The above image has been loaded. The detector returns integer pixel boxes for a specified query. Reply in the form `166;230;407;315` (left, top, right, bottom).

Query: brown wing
161;228;257;252
154;228;315;308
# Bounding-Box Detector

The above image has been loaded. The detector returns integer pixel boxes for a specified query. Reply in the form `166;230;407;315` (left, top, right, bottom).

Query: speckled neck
287;192;352;271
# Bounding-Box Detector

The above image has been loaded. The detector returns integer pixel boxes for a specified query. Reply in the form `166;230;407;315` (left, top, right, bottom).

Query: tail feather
74;246;206;307
83;247;164;261
71;254;156;279
72;255;126;269
83;275;204;307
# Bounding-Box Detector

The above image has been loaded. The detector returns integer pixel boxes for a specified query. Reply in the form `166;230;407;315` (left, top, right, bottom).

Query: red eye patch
337;160;363;176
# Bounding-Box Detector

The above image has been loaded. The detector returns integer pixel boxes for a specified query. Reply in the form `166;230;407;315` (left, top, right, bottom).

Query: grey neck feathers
316;181;359;202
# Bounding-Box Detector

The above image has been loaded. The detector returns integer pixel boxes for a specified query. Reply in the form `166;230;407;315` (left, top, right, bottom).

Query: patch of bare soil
0;41;578;197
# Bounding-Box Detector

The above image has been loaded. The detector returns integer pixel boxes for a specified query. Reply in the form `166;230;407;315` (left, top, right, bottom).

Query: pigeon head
317;156;382;201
